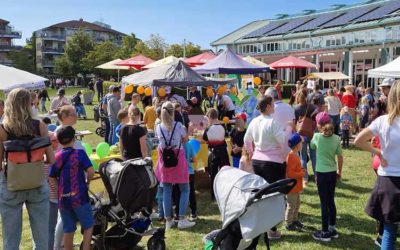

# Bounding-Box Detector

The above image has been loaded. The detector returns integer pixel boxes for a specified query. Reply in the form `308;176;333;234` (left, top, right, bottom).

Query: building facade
0;19;22;66
35;19;126;73
211;0;400;87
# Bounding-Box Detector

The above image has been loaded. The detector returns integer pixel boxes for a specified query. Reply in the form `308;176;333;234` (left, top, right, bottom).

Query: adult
174;102;190;129
101;85;114;144
107;86;122;145
155;102;195;230
50;88;70;114
354;81;400;250
38;88;51;113
71;91;87;119
31;91;39;118
373;78;394;120
189;86;202;107
95;78;104;102
294;91;316;183
87;79;95;92
119;106;147;161
217;91;235;132
143;98;158;131
244;95;287;240
0;88;55;249
274;80;283;100
169;90;188;110
325;89;342;135
307;85;325;106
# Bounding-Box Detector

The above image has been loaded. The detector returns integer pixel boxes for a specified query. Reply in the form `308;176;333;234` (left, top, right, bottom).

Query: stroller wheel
147;236;166;250
80;236;104;250
96;127;105;137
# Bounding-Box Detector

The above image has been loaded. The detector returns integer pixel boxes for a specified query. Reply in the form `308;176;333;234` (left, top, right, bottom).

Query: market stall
368;56;400;78
0;64;47;92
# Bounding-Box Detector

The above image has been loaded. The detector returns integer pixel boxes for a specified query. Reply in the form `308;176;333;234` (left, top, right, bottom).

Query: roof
0;19;9;24
45;19;126;36
304;72;351;80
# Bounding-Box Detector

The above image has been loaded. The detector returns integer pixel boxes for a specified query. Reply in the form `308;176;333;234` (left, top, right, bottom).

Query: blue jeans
382;223;398;250
48;201;58;250
40;99;47;113
162;183;189;218
0;175;49;250
300;139;316;181
330;115;340;136
232;156;240;168
156;184;164;218
75;104;86;117
109;121;120;145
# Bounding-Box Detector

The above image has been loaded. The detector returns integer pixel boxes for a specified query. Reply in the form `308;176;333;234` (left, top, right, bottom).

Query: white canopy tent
368;57;400;78
143;56;180;69
0;65;47;92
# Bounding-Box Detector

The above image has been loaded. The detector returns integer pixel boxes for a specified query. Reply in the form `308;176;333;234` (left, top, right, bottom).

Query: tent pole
118;69;120;82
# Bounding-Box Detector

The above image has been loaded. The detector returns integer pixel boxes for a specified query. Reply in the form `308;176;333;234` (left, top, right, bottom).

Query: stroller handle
246;178;297;207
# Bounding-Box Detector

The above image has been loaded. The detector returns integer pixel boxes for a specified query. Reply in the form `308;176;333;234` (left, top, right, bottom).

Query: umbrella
368;57;400;78
304;72;351;80
269;56;317;69
114;55;155;70
184;51;216;67
143;56;180;69
0;65;47;92
95;59;130;70
242;56;270;68
193;48;268;74
122;60;236;87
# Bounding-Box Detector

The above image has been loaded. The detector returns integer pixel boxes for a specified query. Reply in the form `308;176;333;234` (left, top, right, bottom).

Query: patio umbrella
184;51;216;67
0;65;47;92
269;56;317;69
96;59;131;82
114;55;155;70
242;56;270;68
143;56;180;69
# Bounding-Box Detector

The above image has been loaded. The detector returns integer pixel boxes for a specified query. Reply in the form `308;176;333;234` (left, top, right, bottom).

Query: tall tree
114;33;140;59
64;30;94;75
133;41;154;59
185;42;202;58
54;56;71;76
82;41;118;73
167;44;183;58
145;34;167;60
8;44;35;73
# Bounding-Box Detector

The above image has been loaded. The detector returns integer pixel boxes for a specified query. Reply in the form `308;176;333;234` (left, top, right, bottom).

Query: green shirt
310;133;342;173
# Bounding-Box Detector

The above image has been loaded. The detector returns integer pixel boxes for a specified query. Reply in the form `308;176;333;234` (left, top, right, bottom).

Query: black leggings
316;171;337;232
208;147;230;200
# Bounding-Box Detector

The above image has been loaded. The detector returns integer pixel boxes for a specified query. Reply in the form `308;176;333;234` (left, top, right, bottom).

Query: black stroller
82;158;165;250
93;105;107;137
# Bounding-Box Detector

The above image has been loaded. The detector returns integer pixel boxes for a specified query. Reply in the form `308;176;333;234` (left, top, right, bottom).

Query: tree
167;44;183;58
54;56;71;76
145;34;167;60
133;41;154;59
114;33;140;59
82;41;118;73
185;42;201;58
8;46;35;73
63;30;94;76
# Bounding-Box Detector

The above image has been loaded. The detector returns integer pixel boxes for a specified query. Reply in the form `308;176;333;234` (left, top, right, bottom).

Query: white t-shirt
369;115;400;176
325;96;342;116
222;95;235;111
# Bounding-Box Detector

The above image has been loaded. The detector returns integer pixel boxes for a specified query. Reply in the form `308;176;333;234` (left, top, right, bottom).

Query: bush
103;81;121;93
263;84;296;99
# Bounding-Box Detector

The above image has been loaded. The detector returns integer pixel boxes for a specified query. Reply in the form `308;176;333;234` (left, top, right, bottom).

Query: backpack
160;122;181;168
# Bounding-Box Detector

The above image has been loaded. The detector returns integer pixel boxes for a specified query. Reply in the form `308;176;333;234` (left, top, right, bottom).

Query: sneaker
293;221;306;229
190;214;198;221
165;220;175;231
267;230;282;240
150;212;159;220
374;236;382;247
312;230;331;242
285;223;297;231
177;219;196;229
329;229;339;239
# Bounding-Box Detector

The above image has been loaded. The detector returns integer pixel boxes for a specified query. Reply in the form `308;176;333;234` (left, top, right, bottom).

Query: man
50;88;70;113
274;80;283;100
95;78;104;102
107;86;122;145
217;91;235;133
129;93;143;119
101;85;115;144
307;85;325;106
373;78;394;119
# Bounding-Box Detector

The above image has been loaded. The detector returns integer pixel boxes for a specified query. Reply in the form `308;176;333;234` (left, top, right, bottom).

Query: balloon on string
91;160;99;171
206;88;214;97
109;145;119;155
125;85;134;94
144;87;152;96
47;124;57;132
158;88;166;97
96;142;110;159
189;139;201;155
223;116;230;124
82;143;92;157
217;87;225;95
230;86;238;96
137;86;145;95
254;77;261;86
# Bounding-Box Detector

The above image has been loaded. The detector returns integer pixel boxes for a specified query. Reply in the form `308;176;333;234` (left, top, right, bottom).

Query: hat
57;88;65;96
288;132;302;149
108;85;116;92
379;78;395;87
235;113;247;122
56;126;75;145
316;112;331;125
343;106;349;112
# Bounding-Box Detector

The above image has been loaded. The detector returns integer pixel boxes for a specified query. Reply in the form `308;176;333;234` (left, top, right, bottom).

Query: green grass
0;88;388;249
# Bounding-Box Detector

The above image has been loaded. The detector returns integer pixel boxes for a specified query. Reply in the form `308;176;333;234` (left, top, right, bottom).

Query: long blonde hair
388;81;400;125
3;88;35;137
161;101;175;131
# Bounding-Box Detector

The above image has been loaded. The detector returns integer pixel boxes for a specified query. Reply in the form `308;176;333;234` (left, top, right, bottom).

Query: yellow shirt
143;106;157;130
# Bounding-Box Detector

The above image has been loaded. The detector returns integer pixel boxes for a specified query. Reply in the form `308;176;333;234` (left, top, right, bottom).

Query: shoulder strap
160;122;178;147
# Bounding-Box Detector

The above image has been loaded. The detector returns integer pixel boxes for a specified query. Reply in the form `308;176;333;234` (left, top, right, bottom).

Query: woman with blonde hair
325;89;342;135
155;101;195;230
0;88;55;249
355;81;400;250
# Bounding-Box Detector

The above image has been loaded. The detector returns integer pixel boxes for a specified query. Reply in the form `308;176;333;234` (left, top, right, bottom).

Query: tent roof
143;55;180;69
304;72;350;80
242;56;270;68
184;51;216;67
114;55;155;70
0;65;47;91
269;56;317;69
95;59;130;70
193;48;269;74
122;60;236;87
368;57;400;78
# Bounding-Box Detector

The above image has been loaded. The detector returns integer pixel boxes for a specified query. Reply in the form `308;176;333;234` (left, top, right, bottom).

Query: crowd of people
0;75;398;249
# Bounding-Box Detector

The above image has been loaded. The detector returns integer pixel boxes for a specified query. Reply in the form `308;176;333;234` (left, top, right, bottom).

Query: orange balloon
223;116;230;124
217;87;225;95
144;87;152;96
137;86;145;95
254;77;261;86
230;86;237;96
158;88;166;97
124;85;133;94
206;88;214;97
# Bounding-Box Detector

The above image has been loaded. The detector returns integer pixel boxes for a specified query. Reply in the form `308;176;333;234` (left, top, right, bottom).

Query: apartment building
0;19;22;66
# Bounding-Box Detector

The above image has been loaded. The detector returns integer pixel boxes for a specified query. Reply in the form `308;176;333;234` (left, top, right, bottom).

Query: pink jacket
155;146;189;183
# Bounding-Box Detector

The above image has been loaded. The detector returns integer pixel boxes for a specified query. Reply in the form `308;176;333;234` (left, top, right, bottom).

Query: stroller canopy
214;166;267;229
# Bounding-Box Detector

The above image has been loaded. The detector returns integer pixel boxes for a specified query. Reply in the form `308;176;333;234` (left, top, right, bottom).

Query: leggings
316;171;337;232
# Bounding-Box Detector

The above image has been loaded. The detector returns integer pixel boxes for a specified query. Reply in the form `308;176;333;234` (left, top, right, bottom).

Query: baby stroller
205;166;296;250
93;105;107;137
83;158;165;250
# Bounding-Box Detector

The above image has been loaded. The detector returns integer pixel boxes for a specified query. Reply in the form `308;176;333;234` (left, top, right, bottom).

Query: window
326;40;331;47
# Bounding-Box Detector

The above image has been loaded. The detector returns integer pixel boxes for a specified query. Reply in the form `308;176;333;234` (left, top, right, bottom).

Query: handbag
297;104;314;139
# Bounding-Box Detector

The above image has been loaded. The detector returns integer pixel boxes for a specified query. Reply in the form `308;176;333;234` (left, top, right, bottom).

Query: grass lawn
0;87;390;249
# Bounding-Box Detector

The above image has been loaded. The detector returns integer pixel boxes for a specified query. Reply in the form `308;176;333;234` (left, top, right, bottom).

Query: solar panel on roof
321;5;378;28
243;21;287;39
354;1;400;23
266;17;314;36
291;12;345;33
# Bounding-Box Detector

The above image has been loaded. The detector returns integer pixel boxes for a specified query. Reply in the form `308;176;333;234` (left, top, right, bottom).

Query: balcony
42;47;65;54
0;30;22;39
40;34;66;41
0;45;23;51
42;60;55;68
0;59;13;66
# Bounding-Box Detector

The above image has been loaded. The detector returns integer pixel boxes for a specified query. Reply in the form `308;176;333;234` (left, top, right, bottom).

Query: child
310;112;343;242
115;108;129;144
203;108;230;200
239;145;253;173
285;133;305;231
230;113;247;168
340;106;352;147
49;126;95;250
358;96;370;130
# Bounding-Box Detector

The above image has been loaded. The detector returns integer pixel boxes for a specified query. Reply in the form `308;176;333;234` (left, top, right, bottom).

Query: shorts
232;156;240;168
60;202;94;233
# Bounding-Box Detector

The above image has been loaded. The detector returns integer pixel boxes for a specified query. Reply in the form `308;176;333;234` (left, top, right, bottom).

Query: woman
119;106;148;160
0;88;55;249
244;95;287;240
31;91;39;118
355;81;400;250
155;102;195;230
38;88;51;113
325;89;342;135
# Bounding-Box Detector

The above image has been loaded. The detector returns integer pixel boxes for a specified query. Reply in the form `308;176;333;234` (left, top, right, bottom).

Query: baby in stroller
84;158;165;250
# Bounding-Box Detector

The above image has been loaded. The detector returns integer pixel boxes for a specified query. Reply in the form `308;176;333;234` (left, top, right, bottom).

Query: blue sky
2;0;360;49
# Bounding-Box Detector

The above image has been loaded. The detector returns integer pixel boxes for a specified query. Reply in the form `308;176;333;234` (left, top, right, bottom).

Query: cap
288;132;302;149
108;85;116;92
56;126;75;145
343;106;349;112
315;112;331;125
379;78;395;87
57;88;65;96
235;113;247;122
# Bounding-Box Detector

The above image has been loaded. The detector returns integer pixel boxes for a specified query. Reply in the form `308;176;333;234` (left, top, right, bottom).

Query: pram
205;166;296;250
82;158;166;250
93;105;107;137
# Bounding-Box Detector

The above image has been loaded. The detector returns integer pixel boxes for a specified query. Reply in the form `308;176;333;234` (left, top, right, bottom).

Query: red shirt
341;94;356;109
